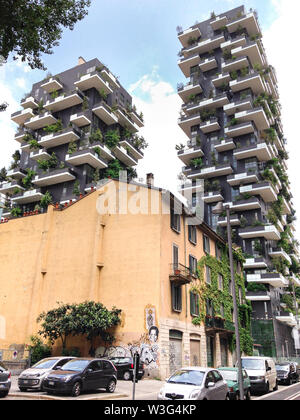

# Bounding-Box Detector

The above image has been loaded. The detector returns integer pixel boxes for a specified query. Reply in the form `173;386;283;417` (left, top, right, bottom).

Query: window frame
171;283;182;313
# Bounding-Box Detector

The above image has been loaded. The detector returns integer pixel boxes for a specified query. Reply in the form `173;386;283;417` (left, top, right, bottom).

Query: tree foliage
0;0;91;70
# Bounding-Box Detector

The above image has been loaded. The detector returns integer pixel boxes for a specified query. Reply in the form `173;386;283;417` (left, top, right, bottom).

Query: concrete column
201;331;208;367
215;333;222;368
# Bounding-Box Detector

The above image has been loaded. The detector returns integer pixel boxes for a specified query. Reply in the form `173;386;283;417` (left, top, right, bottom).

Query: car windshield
276;364;289;371
32;359;59;369
219;370;238;381
0;362;7;372
168;370;205;386
61;360;90;372
241;359;265;370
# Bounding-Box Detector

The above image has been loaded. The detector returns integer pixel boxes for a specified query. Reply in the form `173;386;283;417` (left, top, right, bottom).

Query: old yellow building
0;179;247;378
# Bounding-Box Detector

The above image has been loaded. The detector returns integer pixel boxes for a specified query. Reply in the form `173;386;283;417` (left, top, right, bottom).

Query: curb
8;392;129;401
255;381;300;400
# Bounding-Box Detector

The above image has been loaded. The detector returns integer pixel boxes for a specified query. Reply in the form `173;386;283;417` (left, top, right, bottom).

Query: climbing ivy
191;245;253;356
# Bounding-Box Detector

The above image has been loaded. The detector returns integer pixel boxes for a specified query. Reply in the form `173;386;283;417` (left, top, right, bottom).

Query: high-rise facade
1;57;146;216
177;5;300;358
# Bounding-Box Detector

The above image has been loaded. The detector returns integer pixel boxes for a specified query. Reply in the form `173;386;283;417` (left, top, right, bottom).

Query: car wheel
106;380;116;393
246;389;251;400
225;393;230;401
123;371;131;381
0;391;8;398
71;381;82;397
265;382;270;394
273;380;278;391
288;378;293;386
19;387;27;392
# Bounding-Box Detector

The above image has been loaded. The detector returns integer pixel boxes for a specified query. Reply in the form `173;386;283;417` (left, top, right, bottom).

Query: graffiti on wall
95;306;160;370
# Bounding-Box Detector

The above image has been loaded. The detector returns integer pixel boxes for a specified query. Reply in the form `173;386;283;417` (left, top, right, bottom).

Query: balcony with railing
119;139;144;161
66;148;108;169
224;95;253;115
70;111;92;127
230;72;266;95
269;248;292;265
177;26;202;48
276;312;297;327
231;41;264;67
233;142;272;161
6;167;26;180
38;127;80;149
221;35;247;51
215;137;236;152
210;15;228;31
100;68;120;90
24;112;57;130
11;108;35;126
185;93;229;114
112;145;138;167
178;53;201;78
74;71;113;94
211;72;231;88
44;89;84;112
247;273;289;288
221;56;249;73
21;96;39;110
115;108;139;133
205;316;235;333
203;191;224;204
246;291;271;302
129;110;144;128
11;188;44;205
33;168;76;187
226;12;261;37
244;257;268;269
223;197;261;212
177;145;204;165
30;149;51;162
199;117;220;134
199;56;217;72
177;81;203;102
186;163;233;180
239;182;277;202
41;77;63;93
217;214;241;227
178;113;201;136
225;121;256;138
169;263;194;285
0;180;25;195
235;107;270;131
181;34;225;58
239;224;280;240
227;171;259;186
89;142;114;162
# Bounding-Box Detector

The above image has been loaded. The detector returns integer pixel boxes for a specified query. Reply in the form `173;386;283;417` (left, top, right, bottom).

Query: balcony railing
169;263;194;285
205;316;235;333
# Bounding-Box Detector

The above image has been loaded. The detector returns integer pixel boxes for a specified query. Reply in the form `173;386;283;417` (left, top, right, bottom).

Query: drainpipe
183;213;188;318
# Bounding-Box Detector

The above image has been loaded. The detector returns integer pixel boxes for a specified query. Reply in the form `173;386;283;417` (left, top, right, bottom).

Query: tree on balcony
89;128;103;145
40;191;52;209
0;167;7;182
104;129;120;149
22;169;36;190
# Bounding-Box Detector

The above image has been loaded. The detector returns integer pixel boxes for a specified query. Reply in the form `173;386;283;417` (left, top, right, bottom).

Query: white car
240;357;278;394
18;357;75;391
158;367;229;400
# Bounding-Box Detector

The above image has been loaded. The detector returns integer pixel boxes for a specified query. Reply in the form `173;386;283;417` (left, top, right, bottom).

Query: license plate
49;381;55;386
139;371;143;374
23;380;28;384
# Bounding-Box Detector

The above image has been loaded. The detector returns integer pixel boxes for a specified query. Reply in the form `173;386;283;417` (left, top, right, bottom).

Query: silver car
18;357;74;391
158;367;229;400
0;362;11;398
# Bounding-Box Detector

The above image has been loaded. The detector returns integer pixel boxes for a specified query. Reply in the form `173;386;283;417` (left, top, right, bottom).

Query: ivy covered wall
191;243;253;355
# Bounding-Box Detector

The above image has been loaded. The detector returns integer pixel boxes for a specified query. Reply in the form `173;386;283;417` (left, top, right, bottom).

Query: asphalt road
257;381;300;401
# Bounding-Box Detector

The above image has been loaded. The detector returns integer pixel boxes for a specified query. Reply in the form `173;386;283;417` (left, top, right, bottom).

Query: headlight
63;375;73;383
158;388;164;398
256;376;265;381
190;390;200;400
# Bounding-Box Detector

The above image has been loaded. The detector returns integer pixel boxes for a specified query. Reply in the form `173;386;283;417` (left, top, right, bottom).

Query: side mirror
54;366;62;370
206;382;215;388
267;367;271;372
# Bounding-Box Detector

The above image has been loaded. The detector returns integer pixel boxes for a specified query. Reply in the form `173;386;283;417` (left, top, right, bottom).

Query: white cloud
129;68;186;196
263;0;300;242
16;78;26;89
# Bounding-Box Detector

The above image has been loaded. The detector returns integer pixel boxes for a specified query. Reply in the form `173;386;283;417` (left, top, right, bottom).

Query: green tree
105;159;122;179
40;191;52;208
0;167;7;181
0;0;91;70
28;335;51;366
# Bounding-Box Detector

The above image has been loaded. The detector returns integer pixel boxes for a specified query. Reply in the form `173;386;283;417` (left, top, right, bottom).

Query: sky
0;0;300;239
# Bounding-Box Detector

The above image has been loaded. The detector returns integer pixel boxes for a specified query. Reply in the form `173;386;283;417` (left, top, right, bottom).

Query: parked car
240;357;277;394
43;358;117;397
276;362;300;385
18;357;75;391
157;367;229;400
218;367;251;400
0;362;11;398
107;357;145;381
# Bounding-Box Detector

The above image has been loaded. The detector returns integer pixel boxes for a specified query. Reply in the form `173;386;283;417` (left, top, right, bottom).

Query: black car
276;362;300;385
43;358;117;397
108;357;145;381
0;362;11;398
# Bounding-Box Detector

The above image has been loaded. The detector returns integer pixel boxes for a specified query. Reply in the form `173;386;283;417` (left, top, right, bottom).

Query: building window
203;234;210;254
171;208;181;233
245;157;258;172
188;225;197;244
231;187;240;202
189;255;198;276
171;283;182;312
218;274;223;291
220;304;225;319
206;266;211;285
190;292;200;316
215;245;222;261
206;299;214;317
173;244;179;267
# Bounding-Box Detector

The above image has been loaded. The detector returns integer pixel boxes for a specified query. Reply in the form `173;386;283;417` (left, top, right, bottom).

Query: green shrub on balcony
89;128;103;144
40;191;52;209
247;282;268;292
190;157;203;169
11;207;22;218
230;70;238;80
105;130;120;149
68;141;78;155
43;120;63;134
22;169;36;190
200;108;216;122
29;139;40;150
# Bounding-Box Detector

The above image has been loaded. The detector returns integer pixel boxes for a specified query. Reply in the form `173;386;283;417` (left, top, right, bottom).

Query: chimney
78;56;86;66
146;173;154;187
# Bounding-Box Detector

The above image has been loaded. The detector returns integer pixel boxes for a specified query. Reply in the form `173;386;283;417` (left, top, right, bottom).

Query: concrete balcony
224;96;253;115
239;182;277;202
276;312;297;327
203;191;224;204
41;77;63;93
211;73;231;88
289;275;300;287
214;138;236;152
11;189;44;204
70;112;91;128
226;12;261;37
232;42;264;67
186;164;233;180
178;26;202;48
199;118;220;134
74;71;113;94
119;140;144;161
225;121;255;138
239;225;280;240
217;214;240;227
89;142;114;161
180;181;203;195
24;112;57;130
0;181;25;195
38;128;80;149
178;54;201;78
235;107;270;131
92;102;118;126
247;273;289;288
227;171;259;186
269;248;292;265
224;197;261;212
221;35;247;51
177;81;203;102
30;149;51;162
210;15;228;31
178;114;201;136
129;111;144;128
6;168;26;180
112;146;138;167
199;57;217;72
14;129;32;144
20;142;32;153
246;291;271;302
44;91;83;112
282;197;292;215
21;96;39;109
170;263;193;285
185;93;229;114
222;56;249;73
244;258;268;269
66;149;108;169
100;68;120;90
233;142;272;162
115;109;139;133
33;168;76;187
230;73;266;95
181;34;225;58
11;109;35;126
